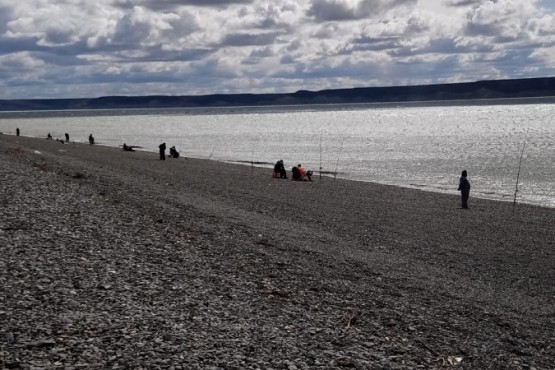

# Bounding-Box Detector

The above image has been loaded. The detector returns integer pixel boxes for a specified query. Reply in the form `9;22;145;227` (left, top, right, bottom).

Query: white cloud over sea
0;0;554;99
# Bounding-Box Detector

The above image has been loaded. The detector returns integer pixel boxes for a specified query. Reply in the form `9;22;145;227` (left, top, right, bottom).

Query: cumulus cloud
0;0;554;98
443;0;481;6
113;0;256;10
220;32;285;47
307;0;416;21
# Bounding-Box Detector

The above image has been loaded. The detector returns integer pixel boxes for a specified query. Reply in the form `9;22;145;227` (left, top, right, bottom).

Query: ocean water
1;103;554;208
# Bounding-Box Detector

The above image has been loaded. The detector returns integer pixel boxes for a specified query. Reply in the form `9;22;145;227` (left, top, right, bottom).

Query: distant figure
89;134;94;146
273;160;287;179
291;166;301;181
159;142;167;160
169;146;180;158
458;170;471;209
47;133;52;140
297;164;313;182
290;164;313;181
122;143;135;152
65;133;69;143
16;128;20;136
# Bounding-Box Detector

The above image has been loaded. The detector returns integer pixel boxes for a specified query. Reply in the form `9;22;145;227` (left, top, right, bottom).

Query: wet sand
1;134;554;369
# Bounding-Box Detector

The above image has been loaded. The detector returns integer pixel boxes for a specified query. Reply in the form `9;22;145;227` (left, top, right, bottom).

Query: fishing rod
251;139;255;173
319;132;323;181
512;128;529;213
334;137;344;181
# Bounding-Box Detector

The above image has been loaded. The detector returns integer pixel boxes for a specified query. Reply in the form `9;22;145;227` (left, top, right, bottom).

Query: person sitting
122;143;135;152
169;146;180;158
297;164;313;182
47;133;52;140
291;166;301;181
273;160;287;179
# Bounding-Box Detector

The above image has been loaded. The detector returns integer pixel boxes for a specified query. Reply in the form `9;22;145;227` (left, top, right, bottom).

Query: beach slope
1;135;553;369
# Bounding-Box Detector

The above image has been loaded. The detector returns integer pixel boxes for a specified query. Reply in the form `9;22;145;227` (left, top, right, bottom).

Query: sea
1;101;554;208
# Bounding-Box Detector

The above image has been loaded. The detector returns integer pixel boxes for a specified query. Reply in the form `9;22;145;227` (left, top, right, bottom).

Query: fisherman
122;143;135;152
159;142;167;160
458;170;471;209
169;146;179;158
291;165;301;181
297;164;313;182
273;160;287;179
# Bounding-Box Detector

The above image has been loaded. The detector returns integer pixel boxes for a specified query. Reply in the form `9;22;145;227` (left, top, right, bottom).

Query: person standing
16;128;20;136
159;142;167;160
89;134;94;145
458;170;471;209
65;133;69;143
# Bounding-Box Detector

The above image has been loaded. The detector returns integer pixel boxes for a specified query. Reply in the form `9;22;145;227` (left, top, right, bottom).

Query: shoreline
3;132;552;210
1;134;554;369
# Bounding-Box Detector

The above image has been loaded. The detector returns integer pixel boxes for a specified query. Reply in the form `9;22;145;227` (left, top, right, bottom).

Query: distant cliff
1;76;555;111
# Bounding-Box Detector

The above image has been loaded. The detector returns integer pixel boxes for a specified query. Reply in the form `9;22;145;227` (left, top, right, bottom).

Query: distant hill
1;76;555;111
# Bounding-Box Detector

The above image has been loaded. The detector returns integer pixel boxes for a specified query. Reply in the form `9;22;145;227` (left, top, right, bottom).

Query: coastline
5;131;550;210
1;134;554;369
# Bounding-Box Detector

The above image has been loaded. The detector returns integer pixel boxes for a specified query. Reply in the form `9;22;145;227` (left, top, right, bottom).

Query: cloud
307;0;416;22
219;32;285;47
0;0;554;99
443;0;481;6
0;4;13;35
113;0;256;10
463;0;541;38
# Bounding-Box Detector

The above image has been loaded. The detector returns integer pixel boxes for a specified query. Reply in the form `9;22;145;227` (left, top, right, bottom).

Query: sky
0;0;554;99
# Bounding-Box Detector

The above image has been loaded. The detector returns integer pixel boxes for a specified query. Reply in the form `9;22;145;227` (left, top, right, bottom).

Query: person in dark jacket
273;160;287;179
291;166;301;181
458;170;471;209
65;133;69;143
159;142;167;160
89;134;94;145
16;128;20;136
169;146;179;158
122;143;135;152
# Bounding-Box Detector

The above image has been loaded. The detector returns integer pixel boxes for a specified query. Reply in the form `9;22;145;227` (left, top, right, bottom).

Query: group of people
44;131;71;144
158;143;180;160
273;160;313;182
44;131;91;145
275;159;471;208
39;130;97;147
18;128;472;208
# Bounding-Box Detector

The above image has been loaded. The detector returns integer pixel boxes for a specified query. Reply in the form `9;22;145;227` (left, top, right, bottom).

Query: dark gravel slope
1;135;553;369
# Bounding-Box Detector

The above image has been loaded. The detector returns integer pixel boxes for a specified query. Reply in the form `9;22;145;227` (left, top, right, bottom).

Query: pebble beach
1;134;554;369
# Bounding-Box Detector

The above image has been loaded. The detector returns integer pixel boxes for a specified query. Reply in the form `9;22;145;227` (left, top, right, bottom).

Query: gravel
1;134;553;369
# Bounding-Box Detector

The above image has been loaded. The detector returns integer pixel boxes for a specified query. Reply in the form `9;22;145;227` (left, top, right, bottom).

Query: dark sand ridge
1;134;553;369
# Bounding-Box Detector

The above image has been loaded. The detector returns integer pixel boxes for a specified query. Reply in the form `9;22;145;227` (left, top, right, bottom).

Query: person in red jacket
297;164;313;182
